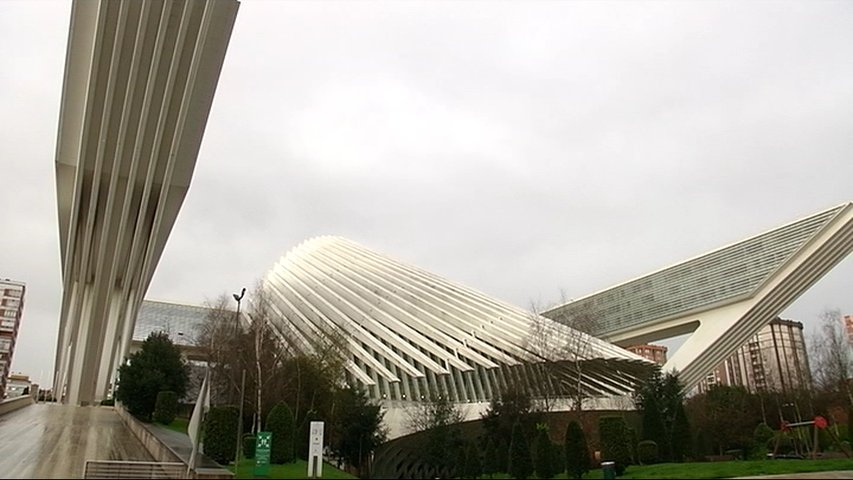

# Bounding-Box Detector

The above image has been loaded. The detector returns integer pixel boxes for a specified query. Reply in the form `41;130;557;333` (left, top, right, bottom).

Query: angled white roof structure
53;0;239;405
543;202;853;390
263;236;653;404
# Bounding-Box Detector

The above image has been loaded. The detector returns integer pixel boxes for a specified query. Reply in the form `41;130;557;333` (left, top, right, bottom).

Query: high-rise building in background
843;314;853;346
626;344;668;365
1;279;25;399
695;317;811;394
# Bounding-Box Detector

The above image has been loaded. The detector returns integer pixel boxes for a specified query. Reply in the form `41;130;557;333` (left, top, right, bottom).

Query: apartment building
1;279;25;399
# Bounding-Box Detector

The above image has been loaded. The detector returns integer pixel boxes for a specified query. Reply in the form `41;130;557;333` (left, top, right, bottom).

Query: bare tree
810;308;853;407
405;386;467;477
524;294;600;414
196;294;241;404
524;306;564;411
244;282;294;432
405;386;466;433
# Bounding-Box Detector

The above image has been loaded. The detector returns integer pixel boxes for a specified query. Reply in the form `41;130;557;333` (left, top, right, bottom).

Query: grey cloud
2;0;851;380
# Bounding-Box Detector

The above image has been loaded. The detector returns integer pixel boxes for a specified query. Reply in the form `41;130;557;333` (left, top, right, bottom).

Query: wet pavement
738;472;853;479
0;403;152;479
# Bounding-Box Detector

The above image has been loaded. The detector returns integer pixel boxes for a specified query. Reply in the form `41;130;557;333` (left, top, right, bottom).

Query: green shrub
498;439;509;472
599;416;631;476
100;398;115;406
242;433;256;459
637;440;659;464
551;441;565;475
115;332;188;421
564;420;590;479
203;406;239;465
266;402;295;464
508;421;533;480
628;427;639;464
153;391;178;425
823;424;849;450
534;428;556;480
770;431;786;453
463;442;482;479
848;407;853;443
694;428;712;457
454;443;467;478
482;438;499;478
672;403;692;461
753;423;774;447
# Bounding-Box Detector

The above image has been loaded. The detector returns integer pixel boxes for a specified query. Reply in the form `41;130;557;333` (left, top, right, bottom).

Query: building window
4;289;22;298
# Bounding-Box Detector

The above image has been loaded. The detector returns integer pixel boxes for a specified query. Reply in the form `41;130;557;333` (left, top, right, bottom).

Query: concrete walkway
0;403;151;479
738;472;853;479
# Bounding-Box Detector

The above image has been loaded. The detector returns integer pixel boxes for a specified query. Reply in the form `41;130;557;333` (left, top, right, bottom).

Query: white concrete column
95;289;123;400
66;283;95;405
54;279;80;400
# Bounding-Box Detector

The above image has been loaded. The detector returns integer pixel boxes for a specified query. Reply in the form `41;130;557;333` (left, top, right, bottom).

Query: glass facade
544;206;845;336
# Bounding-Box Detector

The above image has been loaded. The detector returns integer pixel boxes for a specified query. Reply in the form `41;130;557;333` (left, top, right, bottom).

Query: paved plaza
0;403;151;479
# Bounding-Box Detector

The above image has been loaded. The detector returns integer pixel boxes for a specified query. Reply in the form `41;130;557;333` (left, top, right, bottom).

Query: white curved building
262;237;653;404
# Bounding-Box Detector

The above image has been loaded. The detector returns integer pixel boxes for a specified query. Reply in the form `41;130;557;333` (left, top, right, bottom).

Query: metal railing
83;460;187;479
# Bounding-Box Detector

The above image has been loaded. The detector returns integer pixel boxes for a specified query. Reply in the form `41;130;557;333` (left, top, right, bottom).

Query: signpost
254;432;272;477
307;421;324;478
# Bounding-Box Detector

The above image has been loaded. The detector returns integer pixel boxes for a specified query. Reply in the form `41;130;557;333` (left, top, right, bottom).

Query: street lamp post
233;287;246;330
233;287;246;474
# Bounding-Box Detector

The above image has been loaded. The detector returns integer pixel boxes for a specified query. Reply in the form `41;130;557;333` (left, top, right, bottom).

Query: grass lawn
481;458;853;479
228;458;356;479
162;417;189;434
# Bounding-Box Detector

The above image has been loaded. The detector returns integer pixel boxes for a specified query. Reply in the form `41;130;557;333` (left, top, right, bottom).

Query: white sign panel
307;421;324;478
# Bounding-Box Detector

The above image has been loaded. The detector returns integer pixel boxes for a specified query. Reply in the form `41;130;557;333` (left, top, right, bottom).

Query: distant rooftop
133;300;213;347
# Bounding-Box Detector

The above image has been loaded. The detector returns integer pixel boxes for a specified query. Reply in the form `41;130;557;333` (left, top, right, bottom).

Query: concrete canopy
53;0;238;405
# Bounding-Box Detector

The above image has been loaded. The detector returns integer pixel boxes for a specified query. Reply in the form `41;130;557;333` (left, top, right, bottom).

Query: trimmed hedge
266;402;295;464
482;438;499;478
599;416;631;476
243;433;256;459
153;391;178;425
463;442;482;479
508;421;533;480
204;406;239;465
564;420;590;479
534;428;557;480
638;440;659;465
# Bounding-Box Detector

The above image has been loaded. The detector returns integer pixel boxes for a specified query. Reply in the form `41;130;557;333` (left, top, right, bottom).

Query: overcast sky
1;0;851;386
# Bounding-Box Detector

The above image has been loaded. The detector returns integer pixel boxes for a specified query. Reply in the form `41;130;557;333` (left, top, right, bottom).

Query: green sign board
254;431;272;477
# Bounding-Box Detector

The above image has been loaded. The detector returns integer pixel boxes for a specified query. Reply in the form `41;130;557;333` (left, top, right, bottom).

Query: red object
780;421;790;432
814;416;828;429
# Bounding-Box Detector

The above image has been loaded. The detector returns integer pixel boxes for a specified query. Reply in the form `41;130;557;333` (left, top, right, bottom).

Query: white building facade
52;0;239;405
544;203;853;390
262;236;654;406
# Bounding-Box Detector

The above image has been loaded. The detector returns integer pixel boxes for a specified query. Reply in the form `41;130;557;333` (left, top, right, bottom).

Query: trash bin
602;461;616;479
